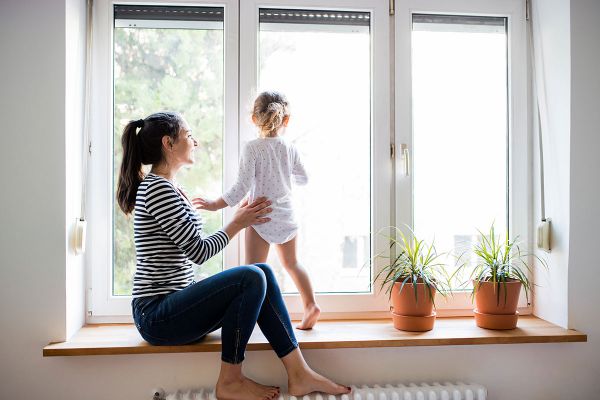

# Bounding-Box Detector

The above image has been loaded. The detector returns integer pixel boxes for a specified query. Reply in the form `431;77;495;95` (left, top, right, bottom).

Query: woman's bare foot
296;303;321;330
287;368;351;397
216;375;280;400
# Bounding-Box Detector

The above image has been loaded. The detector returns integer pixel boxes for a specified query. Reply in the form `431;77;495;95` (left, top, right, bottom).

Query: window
112;5;226;295
257;8;372;293
88;0;526;320
89;0;240;318
239;0;390;315
411;14;509;287
395;0;528;311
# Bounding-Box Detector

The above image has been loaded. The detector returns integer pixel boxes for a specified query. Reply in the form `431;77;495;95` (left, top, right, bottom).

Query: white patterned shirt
223;137;308;244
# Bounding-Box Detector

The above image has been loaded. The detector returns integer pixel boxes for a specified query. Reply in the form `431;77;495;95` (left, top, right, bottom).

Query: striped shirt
132;173;229;298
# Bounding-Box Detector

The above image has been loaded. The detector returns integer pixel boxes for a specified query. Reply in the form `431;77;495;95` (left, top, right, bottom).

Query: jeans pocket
134;310;168;344
132;308;145;332
132;296;157;330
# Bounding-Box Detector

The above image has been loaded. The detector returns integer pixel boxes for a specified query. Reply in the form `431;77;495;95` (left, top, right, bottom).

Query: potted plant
375;227;449;332
455;225;546;330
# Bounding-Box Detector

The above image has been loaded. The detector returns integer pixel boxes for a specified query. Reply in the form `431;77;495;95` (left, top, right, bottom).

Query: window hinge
389;0;395;16
391;143;396;159
526;0;530;21
88;140;92;156
86;287;93;316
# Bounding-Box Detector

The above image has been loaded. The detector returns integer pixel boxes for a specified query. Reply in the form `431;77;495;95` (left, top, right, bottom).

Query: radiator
153;382;487;400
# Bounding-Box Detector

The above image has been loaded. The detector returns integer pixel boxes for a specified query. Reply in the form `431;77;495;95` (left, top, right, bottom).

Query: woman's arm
145;180;271;264
145;180;229;265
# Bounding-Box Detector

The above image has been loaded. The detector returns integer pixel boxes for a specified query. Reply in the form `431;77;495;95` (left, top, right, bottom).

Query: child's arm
292;146;308;186
193;144;256;211
192;196;227;211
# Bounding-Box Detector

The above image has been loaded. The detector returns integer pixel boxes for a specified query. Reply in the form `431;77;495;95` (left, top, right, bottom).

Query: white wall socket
537;219;551;252
75;218;87;254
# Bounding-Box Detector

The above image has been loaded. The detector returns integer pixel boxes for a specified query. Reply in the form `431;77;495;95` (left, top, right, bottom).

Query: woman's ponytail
117;120;144;215
116;112;183;215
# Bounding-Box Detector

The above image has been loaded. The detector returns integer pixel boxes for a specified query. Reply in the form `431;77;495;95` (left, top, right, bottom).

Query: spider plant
374;226;450;306
456;224;547;305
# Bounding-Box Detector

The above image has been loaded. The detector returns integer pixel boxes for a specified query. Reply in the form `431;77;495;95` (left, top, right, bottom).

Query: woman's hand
223;197;272;239
233;197;272;227
192;196;227;212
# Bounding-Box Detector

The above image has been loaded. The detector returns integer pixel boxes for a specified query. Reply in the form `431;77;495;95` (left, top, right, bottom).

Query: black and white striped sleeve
145;179;229;265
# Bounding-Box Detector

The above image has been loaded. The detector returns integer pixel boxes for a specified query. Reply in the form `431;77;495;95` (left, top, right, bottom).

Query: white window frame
87;0;240;321
87;0;530;321
394;0;530;315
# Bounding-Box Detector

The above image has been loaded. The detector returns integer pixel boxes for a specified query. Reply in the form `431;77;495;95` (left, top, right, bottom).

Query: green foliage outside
113;27;225;295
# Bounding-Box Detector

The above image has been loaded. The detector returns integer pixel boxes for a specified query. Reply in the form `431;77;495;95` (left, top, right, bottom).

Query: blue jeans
132;263;298;364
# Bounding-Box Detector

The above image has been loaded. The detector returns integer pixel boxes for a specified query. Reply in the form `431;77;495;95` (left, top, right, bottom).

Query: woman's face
171;119;198;166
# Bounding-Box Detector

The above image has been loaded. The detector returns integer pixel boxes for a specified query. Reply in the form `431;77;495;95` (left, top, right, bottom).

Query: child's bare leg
245;226;270;264
281;348;350;396
274;237;320;330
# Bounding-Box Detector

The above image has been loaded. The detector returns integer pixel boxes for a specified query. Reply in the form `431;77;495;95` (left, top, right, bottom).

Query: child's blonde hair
252;91;290;138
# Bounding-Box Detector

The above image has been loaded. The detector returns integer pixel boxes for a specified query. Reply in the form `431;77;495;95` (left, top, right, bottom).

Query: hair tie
134;119;145;129
267;102;282;113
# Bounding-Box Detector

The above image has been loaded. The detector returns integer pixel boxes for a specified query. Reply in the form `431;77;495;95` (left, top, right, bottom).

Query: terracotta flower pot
473;279;522;314
473;279;522;329
390;281;436;331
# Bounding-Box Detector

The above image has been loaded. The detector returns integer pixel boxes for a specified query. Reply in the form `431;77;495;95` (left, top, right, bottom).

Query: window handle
401;144;410;176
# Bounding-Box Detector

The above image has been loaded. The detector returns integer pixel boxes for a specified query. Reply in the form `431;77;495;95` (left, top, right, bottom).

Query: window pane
113;10;224;296
411;15;508;287
258;9;371;293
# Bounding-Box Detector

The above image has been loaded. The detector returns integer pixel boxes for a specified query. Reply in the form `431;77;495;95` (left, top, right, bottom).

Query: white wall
568;0;600;366
531;0;571;328
1;0;599;399
0;0;68;377
65;0;88;339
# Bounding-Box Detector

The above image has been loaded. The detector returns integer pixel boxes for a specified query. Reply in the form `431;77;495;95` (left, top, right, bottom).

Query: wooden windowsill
43;316;586;357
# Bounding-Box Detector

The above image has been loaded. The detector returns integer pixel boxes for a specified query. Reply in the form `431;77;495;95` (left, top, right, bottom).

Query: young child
195;91;320;330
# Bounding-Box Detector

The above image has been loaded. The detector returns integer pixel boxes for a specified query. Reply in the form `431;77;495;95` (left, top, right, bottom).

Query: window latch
400;144;410;176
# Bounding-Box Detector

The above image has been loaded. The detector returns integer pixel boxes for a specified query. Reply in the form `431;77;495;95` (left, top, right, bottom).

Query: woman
117;111;350;400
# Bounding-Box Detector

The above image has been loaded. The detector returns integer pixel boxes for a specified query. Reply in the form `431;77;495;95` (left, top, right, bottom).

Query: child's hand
192;197;220;211
192;196;227;211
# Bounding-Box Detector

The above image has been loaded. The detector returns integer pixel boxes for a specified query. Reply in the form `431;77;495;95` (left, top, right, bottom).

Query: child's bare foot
216;375;280;400
296;304;321;330
288;368;351;397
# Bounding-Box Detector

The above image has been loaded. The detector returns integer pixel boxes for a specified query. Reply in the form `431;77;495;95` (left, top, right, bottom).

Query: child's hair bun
253;92;290;137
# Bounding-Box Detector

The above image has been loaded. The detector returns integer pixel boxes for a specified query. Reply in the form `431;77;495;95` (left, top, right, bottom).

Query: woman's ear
283;115;290;127
251;114;258;125
162;135;173;151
